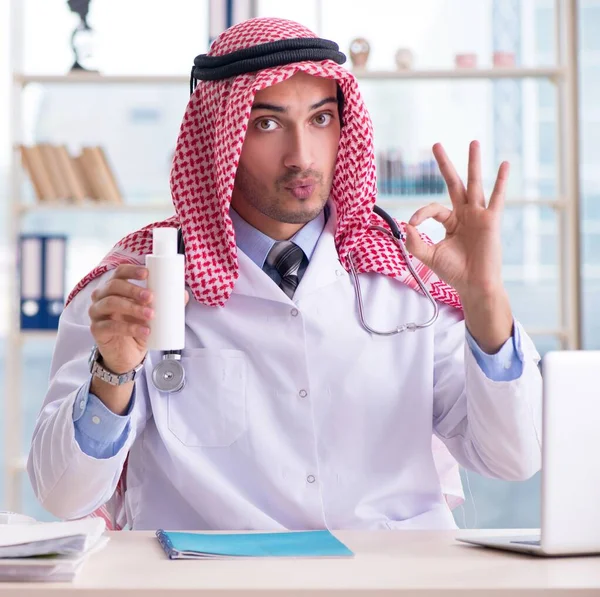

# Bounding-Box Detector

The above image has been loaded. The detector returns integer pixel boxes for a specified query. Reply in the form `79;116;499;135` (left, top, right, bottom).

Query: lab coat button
335;269;343;277
291;308;299;317
299;389;308;398
307;475;316;484
92;416;101;425
79;400;85;410
503;360;511;370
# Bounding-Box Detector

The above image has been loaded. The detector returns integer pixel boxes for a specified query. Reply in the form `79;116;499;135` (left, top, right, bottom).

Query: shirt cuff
465;320;524;382
72;377;135;459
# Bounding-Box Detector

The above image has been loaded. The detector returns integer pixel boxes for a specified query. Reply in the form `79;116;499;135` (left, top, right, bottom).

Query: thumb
184;290;190;306
404;223;435;267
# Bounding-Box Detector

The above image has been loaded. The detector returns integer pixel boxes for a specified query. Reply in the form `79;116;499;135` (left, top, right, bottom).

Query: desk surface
2;529;600;596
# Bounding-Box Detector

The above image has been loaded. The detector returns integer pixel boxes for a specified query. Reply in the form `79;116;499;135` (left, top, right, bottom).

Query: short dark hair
337;84;345;128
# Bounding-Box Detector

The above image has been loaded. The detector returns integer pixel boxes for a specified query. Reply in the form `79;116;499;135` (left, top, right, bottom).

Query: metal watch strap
89;346;144;386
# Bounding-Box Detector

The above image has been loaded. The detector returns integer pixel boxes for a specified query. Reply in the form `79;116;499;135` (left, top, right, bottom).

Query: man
28;17;542;531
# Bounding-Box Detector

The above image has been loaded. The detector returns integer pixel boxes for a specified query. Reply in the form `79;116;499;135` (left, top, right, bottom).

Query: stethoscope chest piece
152;353;186;393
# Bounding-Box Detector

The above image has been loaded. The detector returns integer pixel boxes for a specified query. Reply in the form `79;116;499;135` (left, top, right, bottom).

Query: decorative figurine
67;0;99;73
349;37;370;70
395;48;414;71
454;53;477;69
493;51;516;68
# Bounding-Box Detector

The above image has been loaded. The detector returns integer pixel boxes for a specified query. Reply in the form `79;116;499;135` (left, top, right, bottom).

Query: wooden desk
1;529;600;596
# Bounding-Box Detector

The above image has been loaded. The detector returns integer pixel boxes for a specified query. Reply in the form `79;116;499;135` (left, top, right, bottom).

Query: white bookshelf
4;0;582;514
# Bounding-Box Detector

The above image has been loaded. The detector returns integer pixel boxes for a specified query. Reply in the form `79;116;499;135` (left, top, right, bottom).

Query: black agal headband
190;37;347;94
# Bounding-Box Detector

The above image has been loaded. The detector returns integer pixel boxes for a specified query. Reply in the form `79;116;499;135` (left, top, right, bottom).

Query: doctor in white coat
28;18;542;531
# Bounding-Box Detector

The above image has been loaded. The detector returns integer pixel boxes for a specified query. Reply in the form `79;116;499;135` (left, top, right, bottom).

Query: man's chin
276;197;327;224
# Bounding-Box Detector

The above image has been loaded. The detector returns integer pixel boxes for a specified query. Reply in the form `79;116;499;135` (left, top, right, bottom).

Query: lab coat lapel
232;248;292;304
293;202;345;302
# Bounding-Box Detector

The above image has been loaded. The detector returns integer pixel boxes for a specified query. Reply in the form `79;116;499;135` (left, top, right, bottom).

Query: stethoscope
348;204;439;336
151;205;439;393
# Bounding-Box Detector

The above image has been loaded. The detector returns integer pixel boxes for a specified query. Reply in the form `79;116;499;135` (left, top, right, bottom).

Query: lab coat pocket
167;348;247;447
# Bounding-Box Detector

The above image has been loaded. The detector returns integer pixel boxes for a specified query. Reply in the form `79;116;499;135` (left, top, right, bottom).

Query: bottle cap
152;227;177;256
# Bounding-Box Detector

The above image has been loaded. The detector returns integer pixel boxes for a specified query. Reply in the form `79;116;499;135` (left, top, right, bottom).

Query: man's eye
256;119;278;131
313;113;333;126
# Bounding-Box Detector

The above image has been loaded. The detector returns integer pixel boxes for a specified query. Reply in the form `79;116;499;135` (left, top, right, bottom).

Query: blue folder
155;529;354;559
19;234;67;330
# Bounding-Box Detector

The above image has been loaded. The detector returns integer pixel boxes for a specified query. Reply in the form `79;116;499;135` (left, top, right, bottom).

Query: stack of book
0;518;108;582
19;144;123;204
377;149;446;196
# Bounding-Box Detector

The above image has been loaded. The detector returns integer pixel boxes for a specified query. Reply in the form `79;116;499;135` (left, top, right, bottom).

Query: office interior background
0;0;596;527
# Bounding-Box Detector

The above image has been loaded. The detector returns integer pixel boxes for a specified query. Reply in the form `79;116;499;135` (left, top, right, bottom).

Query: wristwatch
88;346;145;386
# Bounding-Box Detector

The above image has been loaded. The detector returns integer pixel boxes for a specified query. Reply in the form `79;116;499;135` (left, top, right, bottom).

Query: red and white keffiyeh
68;18;462;530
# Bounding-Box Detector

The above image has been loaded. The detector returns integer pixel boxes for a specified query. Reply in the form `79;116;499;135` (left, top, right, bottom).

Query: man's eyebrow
251;102;287;113
250;96;338;113
309;96;338;111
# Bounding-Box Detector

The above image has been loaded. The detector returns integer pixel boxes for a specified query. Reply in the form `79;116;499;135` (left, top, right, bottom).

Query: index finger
432;143;467;205
91;277;151;304
112;264;148;281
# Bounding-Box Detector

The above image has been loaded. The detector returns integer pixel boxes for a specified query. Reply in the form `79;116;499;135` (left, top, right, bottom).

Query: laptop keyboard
510;539;541;546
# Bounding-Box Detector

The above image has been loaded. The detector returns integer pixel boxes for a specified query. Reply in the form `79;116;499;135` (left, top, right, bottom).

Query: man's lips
284;178;318;189
286;184;315;199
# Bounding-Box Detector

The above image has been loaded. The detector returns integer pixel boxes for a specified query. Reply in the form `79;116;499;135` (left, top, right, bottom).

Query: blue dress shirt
74;208;523;457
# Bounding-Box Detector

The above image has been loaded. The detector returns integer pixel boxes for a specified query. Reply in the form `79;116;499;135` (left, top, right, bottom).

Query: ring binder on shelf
18;234;67;330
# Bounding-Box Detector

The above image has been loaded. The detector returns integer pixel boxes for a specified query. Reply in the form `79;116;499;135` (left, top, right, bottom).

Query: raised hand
405;141;508;299
405;141;513;353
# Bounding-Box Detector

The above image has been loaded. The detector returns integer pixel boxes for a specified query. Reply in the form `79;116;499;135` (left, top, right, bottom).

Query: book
0;518;106;557
19;145;56;201
80;146;123;203
80;146;107;201
38;143;70;200
96;146;123;204
54;144;87;203
155;529;354;559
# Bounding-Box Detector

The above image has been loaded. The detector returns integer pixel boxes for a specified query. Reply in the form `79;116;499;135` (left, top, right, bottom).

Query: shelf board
14;67;564;86
352;67;564;80
14;197;564;215
14;73;189;85
377;197;565;209
15;201;174;214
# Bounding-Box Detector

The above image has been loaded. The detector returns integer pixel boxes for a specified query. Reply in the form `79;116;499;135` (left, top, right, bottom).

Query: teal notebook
155;529;354;559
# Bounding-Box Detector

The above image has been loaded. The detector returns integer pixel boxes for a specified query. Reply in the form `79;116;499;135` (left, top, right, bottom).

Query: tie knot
266;241;308;299
266;241;306;278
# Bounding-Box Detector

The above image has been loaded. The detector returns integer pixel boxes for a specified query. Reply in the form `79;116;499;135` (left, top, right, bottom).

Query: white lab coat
27;211;543;530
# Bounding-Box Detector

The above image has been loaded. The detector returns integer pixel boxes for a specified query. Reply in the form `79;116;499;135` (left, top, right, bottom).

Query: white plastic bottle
145;227;185;351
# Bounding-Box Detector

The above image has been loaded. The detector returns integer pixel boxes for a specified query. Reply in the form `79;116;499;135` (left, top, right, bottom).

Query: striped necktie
266;241;308;299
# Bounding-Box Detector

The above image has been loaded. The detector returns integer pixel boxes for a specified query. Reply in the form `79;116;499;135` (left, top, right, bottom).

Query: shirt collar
229;206;327;270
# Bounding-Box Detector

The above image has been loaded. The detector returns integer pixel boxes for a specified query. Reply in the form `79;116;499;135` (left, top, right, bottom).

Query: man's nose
282;128;315;172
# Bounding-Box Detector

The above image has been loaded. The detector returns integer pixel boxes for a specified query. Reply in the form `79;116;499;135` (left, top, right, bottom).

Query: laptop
456;350;600;556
